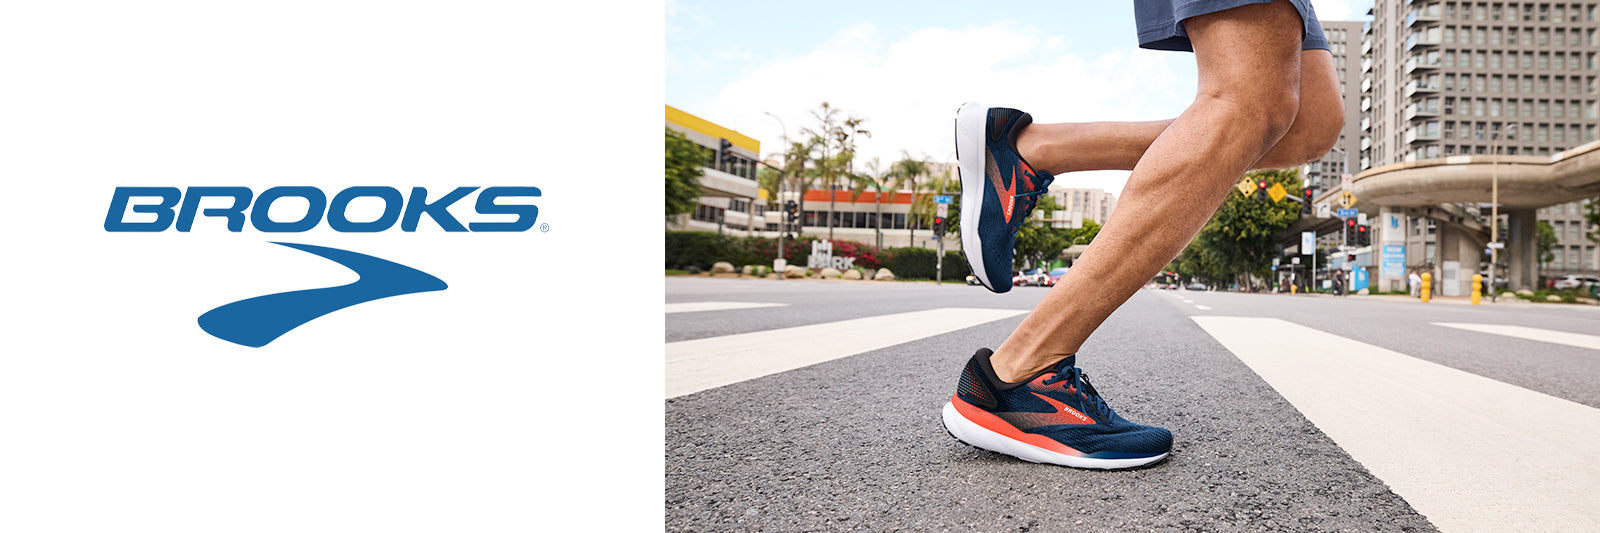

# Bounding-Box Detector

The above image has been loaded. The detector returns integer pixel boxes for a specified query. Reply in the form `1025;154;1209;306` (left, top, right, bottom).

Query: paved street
665;277;1600;532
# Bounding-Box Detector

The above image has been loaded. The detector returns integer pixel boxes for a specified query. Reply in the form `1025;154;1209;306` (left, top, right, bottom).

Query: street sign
1292;257;1301;265
936;203;948;217
1337;208;1358;218
1357;212;1368;225
1301;231;1315;255
934;195;953;204
1315;203;1331;218
1236;177;1255;196
1267;182;1287;203
1273;257;1281;265
1339;190;1358;208
1488;242;1505;249
1341;173;1353;189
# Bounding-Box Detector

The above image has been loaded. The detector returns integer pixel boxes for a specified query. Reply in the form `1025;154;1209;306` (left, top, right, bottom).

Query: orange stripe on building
801;190;915;204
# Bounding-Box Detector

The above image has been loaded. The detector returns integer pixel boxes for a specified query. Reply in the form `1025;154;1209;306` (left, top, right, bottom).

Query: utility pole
764;112;788;281
1488;124;1514;302
936;168;946;284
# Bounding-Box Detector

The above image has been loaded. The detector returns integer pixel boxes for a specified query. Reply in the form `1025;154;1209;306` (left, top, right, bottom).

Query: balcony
1403;79;1441;97
1362;38;1373;55
1362;57;1373;73
1404;103;1441;120
1361;117;1371;131
1403;127;1442;144
1403;55;1441;74
1405;31;1441;50
1361;136;1372;151
1361;96;1372;112
1405;6;1441;27
1361;76;1373;93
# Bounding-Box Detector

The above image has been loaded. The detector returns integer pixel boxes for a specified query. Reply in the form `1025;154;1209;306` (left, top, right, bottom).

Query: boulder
741;265;755;276
842;269;863;280
712;262;735;274
1357;288;1370;295
784;265;807;279
873;268;896;281
820;268;842;279
1516;289;1535;296
1546;294;1565;302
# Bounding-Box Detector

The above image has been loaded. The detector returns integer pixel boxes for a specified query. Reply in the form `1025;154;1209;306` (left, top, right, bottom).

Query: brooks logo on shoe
992;392;1097;430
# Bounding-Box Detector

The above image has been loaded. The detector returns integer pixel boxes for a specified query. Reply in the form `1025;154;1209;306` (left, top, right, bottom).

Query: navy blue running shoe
942;349;1172;470
955;102;1055;293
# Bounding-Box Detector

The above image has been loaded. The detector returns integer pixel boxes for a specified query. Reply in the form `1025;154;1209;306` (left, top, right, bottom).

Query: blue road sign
1337;208;1358;218
934;195;953;204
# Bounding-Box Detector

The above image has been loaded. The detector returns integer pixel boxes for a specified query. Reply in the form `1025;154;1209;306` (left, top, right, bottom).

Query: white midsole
942;402;1169;470
955;102;992;291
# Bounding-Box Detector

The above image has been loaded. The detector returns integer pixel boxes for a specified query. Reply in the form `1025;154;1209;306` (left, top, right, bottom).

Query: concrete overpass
1290;139;1600;296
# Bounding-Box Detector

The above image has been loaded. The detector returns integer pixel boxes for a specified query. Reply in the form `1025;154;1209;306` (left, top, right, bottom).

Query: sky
667;0;1371;196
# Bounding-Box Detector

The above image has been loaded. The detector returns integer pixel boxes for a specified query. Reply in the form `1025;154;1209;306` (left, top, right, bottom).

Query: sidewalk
1337;292;1600;311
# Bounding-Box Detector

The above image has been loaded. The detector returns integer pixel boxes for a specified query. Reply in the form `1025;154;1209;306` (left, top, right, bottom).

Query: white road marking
1193;305;1211;310
1192;316;1600;533
666;308;1026;399
665;301;787;314
1432;323;1600;351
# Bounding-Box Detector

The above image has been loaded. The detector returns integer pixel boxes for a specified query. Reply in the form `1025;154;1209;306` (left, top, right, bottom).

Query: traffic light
1347;254;1356;263
784;200;799;223
933;215;946;235
1301;188;1316;215
1356;224;1369;246
1344;218;1356;245
718;138;733;167
1256;180;1269;202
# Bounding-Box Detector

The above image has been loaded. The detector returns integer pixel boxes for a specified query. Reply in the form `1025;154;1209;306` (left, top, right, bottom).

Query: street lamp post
1489;124;1516;302
764;112;788;280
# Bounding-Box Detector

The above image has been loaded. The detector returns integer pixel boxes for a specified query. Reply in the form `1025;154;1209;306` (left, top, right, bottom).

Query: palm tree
781;138;817;235
851;157;892;249
887;152;930;245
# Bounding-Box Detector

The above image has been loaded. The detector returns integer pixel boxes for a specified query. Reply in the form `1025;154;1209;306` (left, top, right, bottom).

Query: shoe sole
954;102;1002;293
942;401;1169;470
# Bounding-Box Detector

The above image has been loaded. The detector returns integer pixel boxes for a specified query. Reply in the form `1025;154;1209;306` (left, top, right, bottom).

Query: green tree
665;128;705;220
887;152;931;244
1537;220;1559;277
1012;195;1074;269
1191;168;1305;290
1585;197;1600;244
801;102;868;241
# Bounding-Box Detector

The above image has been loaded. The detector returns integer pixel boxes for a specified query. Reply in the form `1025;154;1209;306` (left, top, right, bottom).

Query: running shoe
955;102;1055;293
942;348;1172;469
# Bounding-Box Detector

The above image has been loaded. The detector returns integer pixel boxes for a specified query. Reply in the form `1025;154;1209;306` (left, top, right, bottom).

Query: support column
1506;207;1538;291
1435;222;1485;297
1377;206;1408;292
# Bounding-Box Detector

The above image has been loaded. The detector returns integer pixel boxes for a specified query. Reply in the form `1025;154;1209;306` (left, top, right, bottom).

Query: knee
1200;87;1300;149
1294;94;1345;163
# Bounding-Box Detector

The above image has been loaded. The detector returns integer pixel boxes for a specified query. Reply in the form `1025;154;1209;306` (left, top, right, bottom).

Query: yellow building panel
665;105;760;154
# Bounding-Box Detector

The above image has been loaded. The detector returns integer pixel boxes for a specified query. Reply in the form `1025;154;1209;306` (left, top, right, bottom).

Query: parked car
1553;275;1600;290
1047;267;1069;286
965;274;983;286
1020;268;1050;287
1185;283;1208;291
1012;271;1026;286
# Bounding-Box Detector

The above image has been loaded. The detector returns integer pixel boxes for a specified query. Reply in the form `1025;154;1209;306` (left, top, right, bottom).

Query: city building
665;105;764;235
775;160;960;250
1300;20;1367;193
1040;186;1117;229
1354;0;1600;285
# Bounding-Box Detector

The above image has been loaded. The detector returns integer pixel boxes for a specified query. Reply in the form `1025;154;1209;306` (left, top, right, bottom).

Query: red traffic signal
1346;219;1356;227
1304;189;1314;198
1257;180;1268;190
1357;225;1368;234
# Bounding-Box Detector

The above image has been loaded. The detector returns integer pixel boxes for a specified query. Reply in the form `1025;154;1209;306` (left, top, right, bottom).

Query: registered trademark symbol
540;223;549;233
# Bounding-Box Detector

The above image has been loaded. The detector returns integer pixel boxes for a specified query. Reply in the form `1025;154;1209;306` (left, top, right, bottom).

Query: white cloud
1311;0;1354;20
697;23;1196;196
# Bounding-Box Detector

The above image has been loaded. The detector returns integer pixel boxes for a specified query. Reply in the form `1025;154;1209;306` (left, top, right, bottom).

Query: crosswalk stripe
665;301;787;314
1193;305;1212;310
665;308;1026;399
1193;316;1600;533
1432;322;1600;351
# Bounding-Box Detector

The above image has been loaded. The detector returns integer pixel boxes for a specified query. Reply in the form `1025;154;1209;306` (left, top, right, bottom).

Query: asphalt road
664;277;1600;532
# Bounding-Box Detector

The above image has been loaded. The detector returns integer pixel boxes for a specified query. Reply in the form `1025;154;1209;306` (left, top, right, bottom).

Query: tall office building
1041;186;1117;228
1301;20;1367;193
1360;1;1600;280
1361;1;1599;169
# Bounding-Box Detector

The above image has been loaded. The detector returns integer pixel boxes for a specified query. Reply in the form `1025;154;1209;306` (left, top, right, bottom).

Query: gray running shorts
1134;0;1329;52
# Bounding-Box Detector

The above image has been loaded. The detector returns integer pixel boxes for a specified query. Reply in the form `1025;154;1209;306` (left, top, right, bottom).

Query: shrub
880;247;970;280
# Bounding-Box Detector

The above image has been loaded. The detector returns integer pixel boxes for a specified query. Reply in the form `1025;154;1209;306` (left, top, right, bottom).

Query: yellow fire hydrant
1291;284;1298;294
1472;274;1483;305
1421;272;1432;303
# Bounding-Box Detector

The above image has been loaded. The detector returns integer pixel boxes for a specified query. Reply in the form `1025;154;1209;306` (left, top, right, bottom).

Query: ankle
989;349;1059;383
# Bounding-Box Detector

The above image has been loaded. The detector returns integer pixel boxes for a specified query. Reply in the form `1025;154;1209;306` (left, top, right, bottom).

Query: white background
0;2;662;530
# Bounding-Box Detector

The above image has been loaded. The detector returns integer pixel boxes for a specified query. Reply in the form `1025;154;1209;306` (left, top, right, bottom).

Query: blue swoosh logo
198;242;447;347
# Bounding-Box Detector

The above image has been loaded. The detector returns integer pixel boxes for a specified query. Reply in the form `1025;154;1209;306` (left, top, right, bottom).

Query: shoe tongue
1053;355;1076;372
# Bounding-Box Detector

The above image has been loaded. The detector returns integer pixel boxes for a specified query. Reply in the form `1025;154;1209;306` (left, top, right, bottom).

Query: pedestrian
1333;268;1345;296
1409;269;1422;298
945;0;1340;469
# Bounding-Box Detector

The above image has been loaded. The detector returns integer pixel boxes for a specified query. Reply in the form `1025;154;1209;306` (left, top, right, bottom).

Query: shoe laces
1013;172;1055;224
1042;364;1111;421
